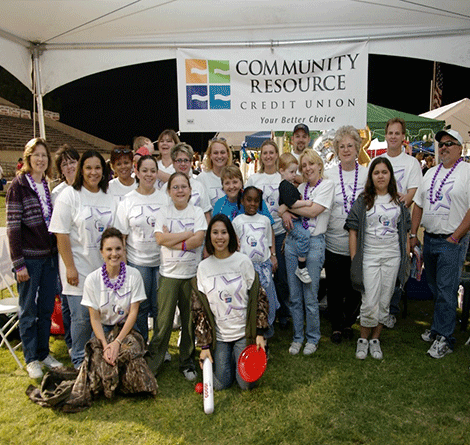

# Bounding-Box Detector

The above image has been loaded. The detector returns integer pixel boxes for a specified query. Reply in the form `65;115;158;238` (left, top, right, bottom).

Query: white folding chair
0;297;23;369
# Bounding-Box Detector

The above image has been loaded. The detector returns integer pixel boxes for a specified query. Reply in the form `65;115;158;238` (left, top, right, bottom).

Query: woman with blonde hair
278;149;334;356
155;129;180;189
7;138;62;378
196;137;233;207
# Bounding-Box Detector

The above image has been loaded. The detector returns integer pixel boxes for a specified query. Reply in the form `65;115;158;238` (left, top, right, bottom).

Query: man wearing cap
410;129;470;358
381;117;422;328
291;123;311;185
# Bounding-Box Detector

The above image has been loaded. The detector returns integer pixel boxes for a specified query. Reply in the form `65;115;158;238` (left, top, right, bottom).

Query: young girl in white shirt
345;157;410;360
233;186;280;339
146;172;207;380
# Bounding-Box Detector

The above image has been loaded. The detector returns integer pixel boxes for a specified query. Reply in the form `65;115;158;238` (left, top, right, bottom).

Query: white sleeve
154;207;167;234
407;157;423;190
49;187;74;234
241;255;256;289
130;268;147;303
114;199;129;235
194;206;208;232
313;180;335;209
81;272;99;310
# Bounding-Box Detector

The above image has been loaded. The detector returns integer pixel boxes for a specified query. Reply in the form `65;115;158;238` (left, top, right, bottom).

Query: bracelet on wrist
450;235;459;243
201;345;210;350
182;240;187;252
409;234;417;239
116;338;122;345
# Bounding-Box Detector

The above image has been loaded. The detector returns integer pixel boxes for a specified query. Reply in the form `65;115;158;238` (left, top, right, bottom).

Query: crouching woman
191;214;269;390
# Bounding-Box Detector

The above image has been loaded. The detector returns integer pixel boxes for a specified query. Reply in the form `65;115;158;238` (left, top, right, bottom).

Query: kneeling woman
192;214;269;390
81;228;148;366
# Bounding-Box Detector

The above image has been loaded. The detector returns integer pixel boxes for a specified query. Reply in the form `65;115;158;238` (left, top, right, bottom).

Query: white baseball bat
203;357;214;414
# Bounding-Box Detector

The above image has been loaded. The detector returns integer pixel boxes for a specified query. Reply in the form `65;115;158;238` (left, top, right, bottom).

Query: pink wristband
450;236;459;243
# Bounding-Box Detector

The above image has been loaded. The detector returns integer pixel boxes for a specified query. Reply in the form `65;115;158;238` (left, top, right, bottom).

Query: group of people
6;119;470;394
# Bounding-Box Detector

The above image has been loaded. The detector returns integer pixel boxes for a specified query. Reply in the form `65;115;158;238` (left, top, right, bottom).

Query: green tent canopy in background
275;103;445;142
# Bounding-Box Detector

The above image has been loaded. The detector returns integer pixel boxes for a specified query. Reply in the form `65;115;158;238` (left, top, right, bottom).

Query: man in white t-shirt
411;129;470;359
381;117;422;327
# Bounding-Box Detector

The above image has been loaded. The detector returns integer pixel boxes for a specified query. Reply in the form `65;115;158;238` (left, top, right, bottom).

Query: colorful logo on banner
185;59;231;110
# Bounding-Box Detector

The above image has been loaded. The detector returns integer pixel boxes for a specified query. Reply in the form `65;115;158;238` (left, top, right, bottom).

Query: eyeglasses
171;184;189;191
113;148;132;154
60;160;78;168
175;158;191;164
211;137;226;142
438;141;460;148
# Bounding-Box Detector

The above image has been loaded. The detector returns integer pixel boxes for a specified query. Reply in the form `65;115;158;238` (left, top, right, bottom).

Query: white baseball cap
435;129;463;145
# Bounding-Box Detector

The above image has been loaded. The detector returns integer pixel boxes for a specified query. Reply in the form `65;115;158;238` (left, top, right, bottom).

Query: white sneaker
369;339;383;359
303;342;317;355
164;350;172;362
383;314;396;329
41;354;63;369
182;369;197;381
355;338;369;359
427;336;453;359
26;361;43;379
421;329;434;342
289;342;302;355
295;267;312;284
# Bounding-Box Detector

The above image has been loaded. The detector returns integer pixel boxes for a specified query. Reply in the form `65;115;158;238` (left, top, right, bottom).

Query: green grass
1;300;470;445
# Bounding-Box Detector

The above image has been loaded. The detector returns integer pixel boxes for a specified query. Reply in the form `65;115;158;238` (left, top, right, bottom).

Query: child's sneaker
369;339;383;359
295;267;312;284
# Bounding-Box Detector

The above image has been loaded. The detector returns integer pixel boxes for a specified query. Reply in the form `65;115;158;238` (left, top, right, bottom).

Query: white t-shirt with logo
325;164;368;255
381;152;422;195
364;194;400;256
233;213;272;263
154;203;207;278
245;172;284;236
197;252;255;342
49;186;116;295
115;188;168;266
196;170;225;207
297;179;334;236
81;265;146;326
414;161;470;234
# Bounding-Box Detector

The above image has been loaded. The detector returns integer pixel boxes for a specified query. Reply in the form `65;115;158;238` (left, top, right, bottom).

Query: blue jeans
16;256;58;364
128;262;159;343
64;294;92;369
213;337;254;390
56;276;72;350
285;234;324;345
274;233;290;322
288;220;311;259
253;260;279;330
423;233;469;348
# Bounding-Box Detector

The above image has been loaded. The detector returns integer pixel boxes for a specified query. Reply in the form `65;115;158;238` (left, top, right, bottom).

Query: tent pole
32;47;46;139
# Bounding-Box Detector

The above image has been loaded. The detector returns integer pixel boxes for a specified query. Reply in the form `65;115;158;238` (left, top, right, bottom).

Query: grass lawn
1;300;469;445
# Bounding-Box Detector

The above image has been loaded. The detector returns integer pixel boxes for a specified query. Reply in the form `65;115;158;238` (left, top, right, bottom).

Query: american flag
431;62;443;110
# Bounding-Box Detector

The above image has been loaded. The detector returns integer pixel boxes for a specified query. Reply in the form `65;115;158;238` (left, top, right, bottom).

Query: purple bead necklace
429;157;463;205
339;162;358;214
101;261;126;292
27;173;53;227
302;178;322;229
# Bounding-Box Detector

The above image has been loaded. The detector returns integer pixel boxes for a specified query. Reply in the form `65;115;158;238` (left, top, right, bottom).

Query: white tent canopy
1;0;470;95
420;98;470;144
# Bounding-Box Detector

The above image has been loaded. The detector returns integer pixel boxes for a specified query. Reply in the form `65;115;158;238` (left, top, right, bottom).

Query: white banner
177;42;368;132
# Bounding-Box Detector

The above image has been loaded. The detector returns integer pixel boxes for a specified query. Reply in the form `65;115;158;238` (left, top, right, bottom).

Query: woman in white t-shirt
115;155;168;342
146;172;207;380
345;157;410;360
245;139;290;328
324;126;368;344
196;137;233;207
108;146;137;204
193;214;268;390
82;228;147;366
50;150;116;369
278;150;334;357
155;129;179;190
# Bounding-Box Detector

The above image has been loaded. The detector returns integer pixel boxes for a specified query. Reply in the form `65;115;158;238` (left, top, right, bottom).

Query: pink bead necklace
429;157;463;205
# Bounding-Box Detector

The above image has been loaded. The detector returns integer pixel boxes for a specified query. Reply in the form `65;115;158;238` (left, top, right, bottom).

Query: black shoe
343;327;354;340
331;331;342;344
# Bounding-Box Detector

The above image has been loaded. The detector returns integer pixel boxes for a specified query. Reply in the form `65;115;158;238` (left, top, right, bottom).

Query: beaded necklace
302;178;322;229
27;173;52;227
339;162;358;214
429;157;463;205
101;261;126;292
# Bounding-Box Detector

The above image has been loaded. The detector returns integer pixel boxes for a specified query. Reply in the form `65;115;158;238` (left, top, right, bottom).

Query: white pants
361;253;400;328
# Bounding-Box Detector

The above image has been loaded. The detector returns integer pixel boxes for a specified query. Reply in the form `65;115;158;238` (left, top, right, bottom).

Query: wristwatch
409;234;417;239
